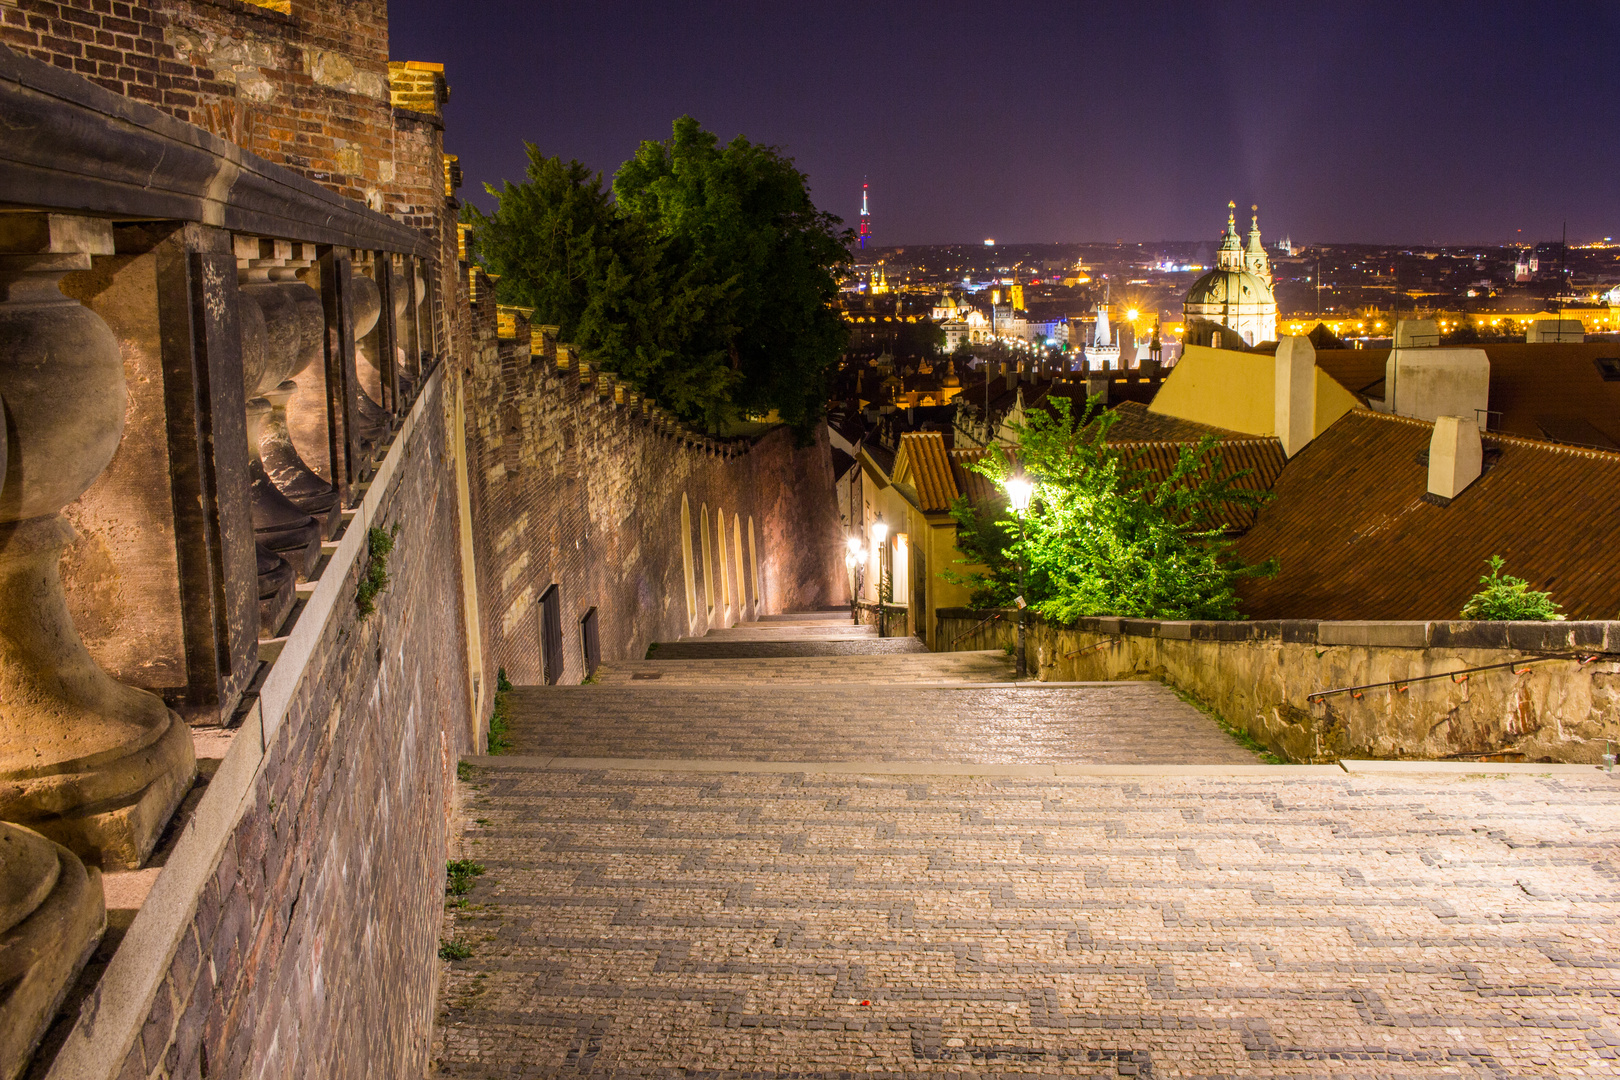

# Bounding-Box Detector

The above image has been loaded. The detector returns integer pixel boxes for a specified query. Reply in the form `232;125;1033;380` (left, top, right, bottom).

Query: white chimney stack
1428;415;1483;500
1273;335;1315;457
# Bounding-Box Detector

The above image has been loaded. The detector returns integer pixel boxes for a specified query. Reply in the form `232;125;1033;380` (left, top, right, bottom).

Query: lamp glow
1004;475;1034;513
846;535;863;554
870;515;889;546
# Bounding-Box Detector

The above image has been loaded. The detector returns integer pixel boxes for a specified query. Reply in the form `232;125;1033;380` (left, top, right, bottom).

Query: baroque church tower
1182;201;1279;349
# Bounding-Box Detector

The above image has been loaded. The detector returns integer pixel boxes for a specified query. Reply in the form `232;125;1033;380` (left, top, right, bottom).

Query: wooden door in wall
539;584;563;685
580;607;600;680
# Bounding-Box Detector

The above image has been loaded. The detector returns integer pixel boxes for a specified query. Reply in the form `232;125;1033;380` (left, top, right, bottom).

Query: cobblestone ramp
434;768;1620;1077
596;650;1017;685
503;683;1255;764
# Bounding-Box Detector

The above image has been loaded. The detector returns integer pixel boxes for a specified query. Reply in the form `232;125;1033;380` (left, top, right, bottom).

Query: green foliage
1460;556;1565;621
446;858;486;896
486;682;512;756
496;667;513;693
468;116;850;437
439;940;472;961
355;523;401;619
950;397;1277;622
456;760;474;782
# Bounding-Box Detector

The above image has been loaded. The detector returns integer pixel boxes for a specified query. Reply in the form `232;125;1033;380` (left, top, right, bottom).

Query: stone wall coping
935;608;1620;652
44;368;445;1080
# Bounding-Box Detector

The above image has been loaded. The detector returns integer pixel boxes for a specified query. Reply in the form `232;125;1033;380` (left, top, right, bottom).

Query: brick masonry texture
435;764;1620;1077
119;381;476;1080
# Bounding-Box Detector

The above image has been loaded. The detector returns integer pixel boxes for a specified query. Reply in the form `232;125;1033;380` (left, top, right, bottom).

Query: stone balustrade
0;43;444;1074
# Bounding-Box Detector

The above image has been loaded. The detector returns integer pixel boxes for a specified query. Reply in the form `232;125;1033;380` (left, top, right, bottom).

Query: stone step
688;623;880;640
647;637;930;659
500;682;1259;764
595;650;1015;685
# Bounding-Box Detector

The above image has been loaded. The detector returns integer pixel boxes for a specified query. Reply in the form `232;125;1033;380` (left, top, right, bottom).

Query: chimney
1273;335;1315;456
1428;415;1482;500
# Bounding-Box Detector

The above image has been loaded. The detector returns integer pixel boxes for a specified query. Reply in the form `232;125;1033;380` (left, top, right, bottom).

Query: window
891;534;910;604
538;584;563;685
579;607;600;680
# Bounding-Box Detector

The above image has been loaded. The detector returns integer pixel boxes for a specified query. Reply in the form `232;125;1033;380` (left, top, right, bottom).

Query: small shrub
439;940;472;961
356;523;401;619
496;667;513;693
446;858;486;896
456;760;474;782
1460;556;1564;621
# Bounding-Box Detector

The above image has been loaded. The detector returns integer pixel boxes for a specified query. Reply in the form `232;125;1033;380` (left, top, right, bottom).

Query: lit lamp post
870;514;889;637
845;535;867;626
1003;474;1034;678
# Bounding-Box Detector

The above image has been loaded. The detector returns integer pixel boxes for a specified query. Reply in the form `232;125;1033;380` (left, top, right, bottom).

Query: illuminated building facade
1183;202;1279;348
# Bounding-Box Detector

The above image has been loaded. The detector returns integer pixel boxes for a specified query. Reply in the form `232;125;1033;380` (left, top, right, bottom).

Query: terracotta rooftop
1313;343;1620;449
893;432;959;512
1234;409;1620;620
1097;401;1248;442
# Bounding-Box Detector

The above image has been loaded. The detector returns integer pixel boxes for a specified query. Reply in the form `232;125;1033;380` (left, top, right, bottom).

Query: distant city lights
984;239;995;246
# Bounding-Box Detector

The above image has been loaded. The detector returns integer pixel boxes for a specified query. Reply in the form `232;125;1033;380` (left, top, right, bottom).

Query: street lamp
870;514;889;636
1002;474;1034;678
845;535;867;625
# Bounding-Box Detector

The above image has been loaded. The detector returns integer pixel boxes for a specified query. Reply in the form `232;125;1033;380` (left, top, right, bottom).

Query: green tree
613;116;851;435
947;397;1277;621
464;149;718;415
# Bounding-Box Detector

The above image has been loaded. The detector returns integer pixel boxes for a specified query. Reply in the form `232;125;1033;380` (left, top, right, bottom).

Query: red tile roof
1313;343;1620;448
1235;409;1620;620
894;432;960;512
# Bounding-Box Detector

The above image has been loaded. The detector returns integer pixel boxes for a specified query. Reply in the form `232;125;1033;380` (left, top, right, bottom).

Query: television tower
858;180;871;250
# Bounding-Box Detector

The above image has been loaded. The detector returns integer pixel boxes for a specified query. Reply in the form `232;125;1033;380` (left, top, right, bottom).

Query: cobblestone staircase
432;615;1620;1077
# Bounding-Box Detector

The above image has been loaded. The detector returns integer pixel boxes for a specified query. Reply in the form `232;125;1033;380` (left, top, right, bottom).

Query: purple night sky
387;1;1620;246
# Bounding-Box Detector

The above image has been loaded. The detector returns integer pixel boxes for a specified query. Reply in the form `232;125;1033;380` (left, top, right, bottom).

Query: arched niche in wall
699;502;714;617
747;516;762;613
732;512;746;621
680;493;697;625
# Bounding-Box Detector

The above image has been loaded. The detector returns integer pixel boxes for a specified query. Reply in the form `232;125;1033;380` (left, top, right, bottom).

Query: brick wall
460;293;843;688
110;377;475;1079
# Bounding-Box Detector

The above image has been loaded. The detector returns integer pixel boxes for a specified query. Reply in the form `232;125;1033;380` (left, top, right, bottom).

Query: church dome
1185;267;1271;308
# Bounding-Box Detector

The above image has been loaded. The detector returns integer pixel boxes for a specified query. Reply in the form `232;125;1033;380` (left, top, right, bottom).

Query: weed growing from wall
356;522;402;619
486;667;513;754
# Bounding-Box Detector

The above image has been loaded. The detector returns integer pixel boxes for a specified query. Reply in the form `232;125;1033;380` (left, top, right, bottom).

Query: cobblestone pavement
504;683;1253;765
433;617;1620;1077
596;651;1017;686
435;765;1620;1078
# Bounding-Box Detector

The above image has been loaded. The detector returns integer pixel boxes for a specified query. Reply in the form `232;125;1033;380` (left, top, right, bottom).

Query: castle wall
459;296;843;690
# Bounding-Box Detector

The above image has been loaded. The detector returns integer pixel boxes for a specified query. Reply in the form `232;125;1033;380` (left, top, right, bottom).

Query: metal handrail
1306;651;1611;704
949;611;1004;646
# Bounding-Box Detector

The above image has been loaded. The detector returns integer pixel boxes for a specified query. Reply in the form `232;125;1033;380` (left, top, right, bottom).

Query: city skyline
391;0;1620;247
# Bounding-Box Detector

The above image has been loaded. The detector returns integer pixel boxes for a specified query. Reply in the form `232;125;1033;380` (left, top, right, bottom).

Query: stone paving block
434;767;1620;1077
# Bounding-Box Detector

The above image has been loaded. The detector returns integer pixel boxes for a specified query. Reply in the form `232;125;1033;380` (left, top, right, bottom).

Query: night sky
387;1;1620;247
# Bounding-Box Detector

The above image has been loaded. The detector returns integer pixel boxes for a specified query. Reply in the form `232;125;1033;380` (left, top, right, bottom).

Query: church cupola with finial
1182;200;1278;349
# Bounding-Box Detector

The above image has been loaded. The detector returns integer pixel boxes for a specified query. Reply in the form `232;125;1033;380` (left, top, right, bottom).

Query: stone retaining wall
937;609;1620;763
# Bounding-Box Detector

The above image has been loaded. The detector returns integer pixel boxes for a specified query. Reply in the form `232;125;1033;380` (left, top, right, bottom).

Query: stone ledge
1316;621;1433;648
464;756;1345;778
1340;759;1609;777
